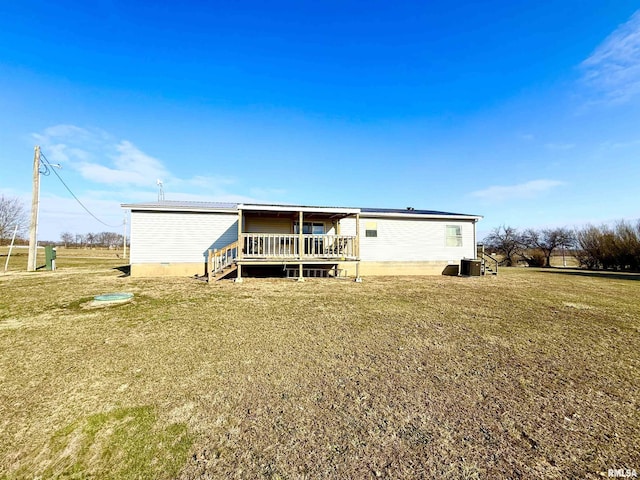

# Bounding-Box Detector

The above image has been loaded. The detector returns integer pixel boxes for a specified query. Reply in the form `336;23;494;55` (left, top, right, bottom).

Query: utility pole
27;146;41;272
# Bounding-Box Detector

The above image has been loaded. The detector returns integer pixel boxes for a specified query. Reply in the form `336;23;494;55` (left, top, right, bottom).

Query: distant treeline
59;231;127;249
0;232;126;248
483;220;640;271
575;222;640;271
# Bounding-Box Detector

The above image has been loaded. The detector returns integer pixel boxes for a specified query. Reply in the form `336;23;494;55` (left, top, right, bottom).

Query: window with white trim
365;221;378;237
446;225;463;247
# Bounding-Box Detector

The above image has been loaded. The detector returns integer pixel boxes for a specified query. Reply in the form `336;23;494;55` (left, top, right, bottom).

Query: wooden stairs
207;241;240;282
209;262;238;282
482;260;498;275
477;244;499;275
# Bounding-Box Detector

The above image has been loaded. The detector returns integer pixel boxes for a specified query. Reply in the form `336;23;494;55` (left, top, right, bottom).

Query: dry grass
0;251;638;479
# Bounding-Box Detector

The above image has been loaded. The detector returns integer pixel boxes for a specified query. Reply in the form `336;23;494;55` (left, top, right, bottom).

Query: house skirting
339;261;457;276
131;262;205;277
130;260;461;278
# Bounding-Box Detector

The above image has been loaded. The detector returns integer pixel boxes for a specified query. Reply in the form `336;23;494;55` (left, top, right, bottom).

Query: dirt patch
562;302;594;310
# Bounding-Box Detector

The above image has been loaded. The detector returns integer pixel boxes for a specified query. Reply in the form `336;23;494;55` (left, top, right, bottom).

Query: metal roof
361;207;475;217
121;200;237;211
239;203;360;215
121;201;481;219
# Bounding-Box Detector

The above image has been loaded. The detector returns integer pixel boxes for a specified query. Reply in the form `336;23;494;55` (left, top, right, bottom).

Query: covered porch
208;204;362;282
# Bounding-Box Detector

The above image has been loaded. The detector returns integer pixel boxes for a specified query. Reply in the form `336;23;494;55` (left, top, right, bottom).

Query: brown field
0;248;638;479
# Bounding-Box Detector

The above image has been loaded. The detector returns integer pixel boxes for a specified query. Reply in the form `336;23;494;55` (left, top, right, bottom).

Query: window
294;222;325;234
446;225;462;247
365;221;378;238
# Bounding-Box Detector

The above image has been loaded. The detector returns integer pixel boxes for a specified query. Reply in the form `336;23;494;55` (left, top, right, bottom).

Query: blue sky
1;1;639;240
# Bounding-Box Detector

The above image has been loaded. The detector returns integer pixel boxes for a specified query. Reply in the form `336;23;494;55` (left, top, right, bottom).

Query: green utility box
460;258;481;276
45;245;57;271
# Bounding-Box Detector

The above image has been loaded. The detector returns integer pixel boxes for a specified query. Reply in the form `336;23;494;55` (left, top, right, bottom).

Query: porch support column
355;213;360;258
236;263;243;283
237;209;243;260
207;249;213;283
354;213;362;282
235;208;244;282
298;210;304;281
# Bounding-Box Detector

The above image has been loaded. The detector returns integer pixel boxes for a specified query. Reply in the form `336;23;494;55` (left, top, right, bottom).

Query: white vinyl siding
130;211;237;264
340;216;475;261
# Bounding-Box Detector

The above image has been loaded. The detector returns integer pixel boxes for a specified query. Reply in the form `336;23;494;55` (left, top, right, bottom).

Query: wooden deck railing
207;240;239;281
242;234;356;259
243;234;298;257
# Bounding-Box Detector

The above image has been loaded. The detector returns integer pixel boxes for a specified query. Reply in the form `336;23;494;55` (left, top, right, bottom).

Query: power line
40;151;123;228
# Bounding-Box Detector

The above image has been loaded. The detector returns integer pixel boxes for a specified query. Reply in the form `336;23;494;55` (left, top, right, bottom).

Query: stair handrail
207;240;239;281
480;250;499;274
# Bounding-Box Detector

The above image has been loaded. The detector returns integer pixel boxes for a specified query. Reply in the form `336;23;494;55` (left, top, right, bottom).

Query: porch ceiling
238;203;360;220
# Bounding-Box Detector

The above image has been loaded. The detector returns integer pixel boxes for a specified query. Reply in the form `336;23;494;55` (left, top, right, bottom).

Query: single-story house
121;201;482;280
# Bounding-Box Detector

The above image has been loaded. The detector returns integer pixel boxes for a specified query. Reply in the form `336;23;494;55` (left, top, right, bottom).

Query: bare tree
75;233;86;247
0;194;28;244
483;226;523;266
102;231;122;248
575;225;604;269
613;220;640;271
60;232;74;248
522;227;575;267
575;221;640;271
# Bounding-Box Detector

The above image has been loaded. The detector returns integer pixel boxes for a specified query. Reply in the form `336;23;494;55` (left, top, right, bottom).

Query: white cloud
25;124;293;238
31;124;240;191
249;187;287;198
74;140;171;187
518;133;534;141
171;174;236;191
33;127;171;187
581;10;640;103
470;179;565;203
545;142;576;150
33;124;93;142
600;139;640;149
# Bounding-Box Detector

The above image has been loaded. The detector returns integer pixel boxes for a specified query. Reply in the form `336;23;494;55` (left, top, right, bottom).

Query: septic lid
93;292;134;302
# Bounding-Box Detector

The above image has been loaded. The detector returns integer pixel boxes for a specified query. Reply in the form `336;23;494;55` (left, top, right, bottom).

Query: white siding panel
130;211;238;264
341;216;475;261
339;218;357;236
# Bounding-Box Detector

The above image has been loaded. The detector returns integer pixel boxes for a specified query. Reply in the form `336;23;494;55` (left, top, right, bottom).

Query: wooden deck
208;234;360;282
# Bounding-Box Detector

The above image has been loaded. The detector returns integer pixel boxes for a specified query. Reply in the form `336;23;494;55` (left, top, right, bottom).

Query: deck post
235;263;243;283
235;209;243;283
355;213;362;282
298;210;304;258
298;210;304;281
237;209;243;260
207;249;213;283
355;213;360;258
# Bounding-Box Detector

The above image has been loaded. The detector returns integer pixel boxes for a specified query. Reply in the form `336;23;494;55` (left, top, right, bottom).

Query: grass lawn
1;249;638;479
